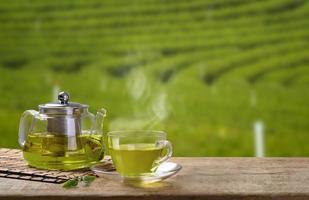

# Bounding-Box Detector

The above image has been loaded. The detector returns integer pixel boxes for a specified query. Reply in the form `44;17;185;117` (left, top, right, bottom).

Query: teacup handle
155;140;173;165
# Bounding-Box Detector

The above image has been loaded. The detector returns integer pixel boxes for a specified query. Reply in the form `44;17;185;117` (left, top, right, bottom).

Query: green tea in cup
108;130;173;177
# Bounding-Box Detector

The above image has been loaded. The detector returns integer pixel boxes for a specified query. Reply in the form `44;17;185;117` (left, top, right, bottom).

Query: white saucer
91;162;182;184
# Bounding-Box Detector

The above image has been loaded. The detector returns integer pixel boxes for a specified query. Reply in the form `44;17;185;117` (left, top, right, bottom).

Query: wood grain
0;157;309;200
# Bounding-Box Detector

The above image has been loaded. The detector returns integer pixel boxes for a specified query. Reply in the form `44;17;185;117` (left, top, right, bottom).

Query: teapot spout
96;108;107;134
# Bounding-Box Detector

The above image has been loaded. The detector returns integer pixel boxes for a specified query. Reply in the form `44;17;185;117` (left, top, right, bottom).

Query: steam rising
126;68;147;101
151;90;169;121
110;68;169;130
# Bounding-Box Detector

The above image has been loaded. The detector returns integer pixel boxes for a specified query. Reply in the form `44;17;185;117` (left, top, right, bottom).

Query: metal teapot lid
39;91;88;115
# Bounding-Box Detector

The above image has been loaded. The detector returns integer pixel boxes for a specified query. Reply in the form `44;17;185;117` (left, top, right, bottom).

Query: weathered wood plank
0;158;309;200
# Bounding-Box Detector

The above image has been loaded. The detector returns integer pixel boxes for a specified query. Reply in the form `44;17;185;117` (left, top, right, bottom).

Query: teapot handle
18;110;38;148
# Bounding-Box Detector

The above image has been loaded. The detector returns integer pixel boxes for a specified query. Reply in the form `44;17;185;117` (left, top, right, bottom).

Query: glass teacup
107;130;173;179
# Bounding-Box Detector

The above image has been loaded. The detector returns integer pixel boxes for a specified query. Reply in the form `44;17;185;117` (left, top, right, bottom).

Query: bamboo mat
0;148;113;184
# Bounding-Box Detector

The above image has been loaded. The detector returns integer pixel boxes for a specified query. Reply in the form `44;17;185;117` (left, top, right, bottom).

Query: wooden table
0;157;309;200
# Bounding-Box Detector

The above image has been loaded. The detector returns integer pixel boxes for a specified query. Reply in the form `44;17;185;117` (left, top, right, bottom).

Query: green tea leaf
62;175;96;188
82;175;96;186
62;179;78;188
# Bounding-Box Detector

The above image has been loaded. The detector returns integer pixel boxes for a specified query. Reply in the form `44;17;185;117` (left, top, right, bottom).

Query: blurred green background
0;0;308;156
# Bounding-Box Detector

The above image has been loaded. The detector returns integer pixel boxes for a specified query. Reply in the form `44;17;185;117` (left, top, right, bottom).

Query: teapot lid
39;91;88;115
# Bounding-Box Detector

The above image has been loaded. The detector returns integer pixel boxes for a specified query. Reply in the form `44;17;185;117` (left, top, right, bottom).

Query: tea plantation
0;0;308;156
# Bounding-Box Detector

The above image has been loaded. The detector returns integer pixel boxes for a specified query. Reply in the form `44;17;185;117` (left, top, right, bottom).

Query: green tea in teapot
18;91;107;171
23;132;104;170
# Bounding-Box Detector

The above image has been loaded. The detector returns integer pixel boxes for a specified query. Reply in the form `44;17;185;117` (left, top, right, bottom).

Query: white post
254;120;265;157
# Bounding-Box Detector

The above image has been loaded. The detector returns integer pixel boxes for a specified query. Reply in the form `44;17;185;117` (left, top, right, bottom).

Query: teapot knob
58;91;70;104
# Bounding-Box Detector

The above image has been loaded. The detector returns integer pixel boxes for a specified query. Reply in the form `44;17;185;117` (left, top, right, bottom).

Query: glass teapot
18;91;107;170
